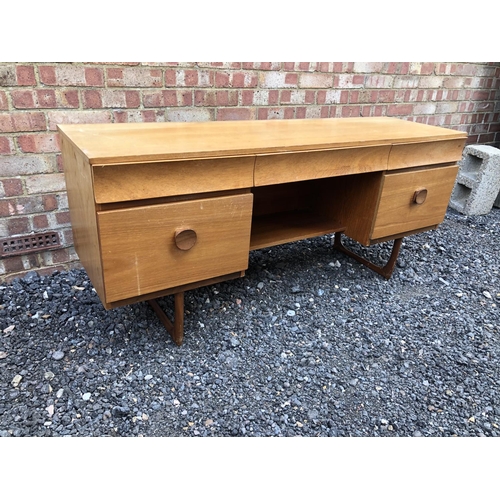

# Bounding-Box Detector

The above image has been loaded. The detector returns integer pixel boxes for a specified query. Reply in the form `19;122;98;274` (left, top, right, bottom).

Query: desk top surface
58;117;467;165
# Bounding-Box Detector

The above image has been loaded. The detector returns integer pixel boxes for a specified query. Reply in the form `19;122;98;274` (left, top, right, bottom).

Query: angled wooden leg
148;291;184;345
333;232;403;280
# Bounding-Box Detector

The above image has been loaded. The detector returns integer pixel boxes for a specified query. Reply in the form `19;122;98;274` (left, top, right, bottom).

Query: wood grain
97;194;253;303
254;145;390;186
371;165;459;240
93;157;254;203
388;138;467;170
60;137;106;302
58;118;467;165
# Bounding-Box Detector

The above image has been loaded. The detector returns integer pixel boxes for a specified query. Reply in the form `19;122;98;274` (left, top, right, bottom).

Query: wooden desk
58;117;467;345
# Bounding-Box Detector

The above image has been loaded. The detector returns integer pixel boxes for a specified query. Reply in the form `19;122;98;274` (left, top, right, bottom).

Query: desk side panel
60;137;106;302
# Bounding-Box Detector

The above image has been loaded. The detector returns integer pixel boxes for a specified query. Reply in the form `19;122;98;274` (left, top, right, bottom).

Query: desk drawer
93;157;254;203
254;146;390;186
371;165;459;240
98;193;253;302
388;138;466;170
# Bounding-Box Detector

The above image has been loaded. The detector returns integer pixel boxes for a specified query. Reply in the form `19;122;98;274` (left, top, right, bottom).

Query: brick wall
1;62;499;282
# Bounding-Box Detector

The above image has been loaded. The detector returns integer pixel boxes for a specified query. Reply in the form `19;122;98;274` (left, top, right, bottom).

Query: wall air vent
0;231;60;257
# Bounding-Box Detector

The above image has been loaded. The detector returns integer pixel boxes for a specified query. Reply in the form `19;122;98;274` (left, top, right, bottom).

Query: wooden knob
174;229;197;250
413;189;428;205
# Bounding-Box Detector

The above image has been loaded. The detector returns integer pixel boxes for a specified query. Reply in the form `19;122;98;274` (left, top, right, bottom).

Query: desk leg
333;233;403;280
148;292;184;346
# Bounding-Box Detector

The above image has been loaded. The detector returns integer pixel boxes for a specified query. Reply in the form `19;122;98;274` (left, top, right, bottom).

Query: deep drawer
93;156;254;203
97;193;253;302
371;164;459;240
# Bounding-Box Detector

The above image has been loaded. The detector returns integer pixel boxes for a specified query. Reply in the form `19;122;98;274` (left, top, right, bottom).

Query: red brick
55;211;71;225
144;90;192;107
33;214;49;229
217;108;255;120
83;90;102;108
50;248;71;264
39;66;56;85
12;90;34;108
0;200;11;217
285;73;298;85
17;133;60;153
59;90;80;108
388;104;414;115
8;216;30;235
280;90;291;104
35;90;57;108
296;108;306;119
283;63;295;71
0;112;46;132
471;90;490;101
16;65;36;85
341;106;362;117
43;194;58;211
0;91;7;109
63;228;74;245
215;72;230;87
0;137;12;154
85;67;104;86
214;90;238;106
1;178;23;197
125;91;141;107
165;69;176;86
3;255;26;273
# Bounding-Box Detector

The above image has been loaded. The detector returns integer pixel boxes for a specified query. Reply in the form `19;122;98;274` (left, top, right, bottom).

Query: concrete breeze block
449;144;500;215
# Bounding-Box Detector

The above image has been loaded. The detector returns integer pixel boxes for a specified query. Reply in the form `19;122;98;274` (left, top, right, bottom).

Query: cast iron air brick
0;231;60;257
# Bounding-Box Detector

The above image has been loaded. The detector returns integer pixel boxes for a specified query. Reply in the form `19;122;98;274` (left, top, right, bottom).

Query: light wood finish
254;145;390;186
388;138;466;170
60;138;106;303
98;194;253;302
371;164;459;240
92;157;254;203
58;117;465;164
58;117;467;345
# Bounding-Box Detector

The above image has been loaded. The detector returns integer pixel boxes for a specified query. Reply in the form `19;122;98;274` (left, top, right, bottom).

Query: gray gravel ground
1;207;499;438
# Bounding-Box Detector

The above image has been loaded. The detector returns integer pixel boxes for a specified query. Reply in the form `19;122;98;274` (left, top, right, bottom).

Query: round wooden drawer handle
413;189;428;205
174;228;197;250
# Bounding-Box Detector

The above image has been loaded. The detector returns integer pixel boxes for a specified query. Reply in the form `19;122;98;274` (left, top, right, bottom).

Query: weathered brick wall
1;62;499;282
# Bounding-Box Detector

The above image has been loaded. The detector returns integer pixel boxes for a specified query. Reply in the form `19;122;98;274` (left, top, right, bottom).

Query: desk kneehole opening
174;228;197;251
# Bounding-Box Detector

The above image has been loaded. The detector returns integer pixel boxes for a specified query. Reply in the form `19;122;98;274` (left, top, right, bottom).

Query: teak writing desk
58;117;467;345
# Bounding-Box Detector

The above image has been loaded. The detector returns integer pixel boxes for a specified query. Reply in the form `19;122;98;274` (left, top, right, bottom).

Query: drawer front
388;138;466;170
98;194;253;302
254;146;391;186
371;165;459;240
93;156;254;203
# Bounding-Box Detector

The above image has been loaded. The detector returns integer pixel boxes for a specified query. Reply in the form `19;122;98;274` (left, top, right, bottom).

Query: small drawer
93;156;254;203
97;193;253;302
388;138;466;170
371;165;459;240
254;145;390;186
